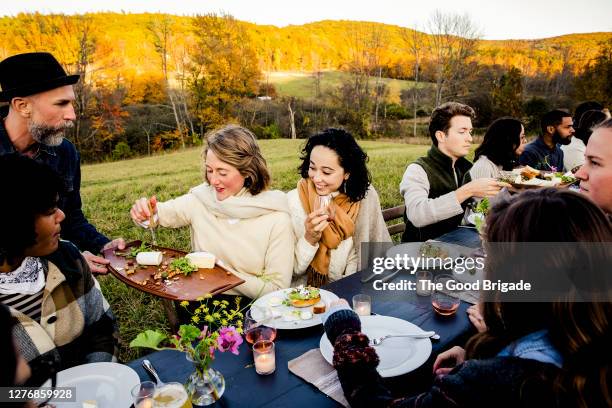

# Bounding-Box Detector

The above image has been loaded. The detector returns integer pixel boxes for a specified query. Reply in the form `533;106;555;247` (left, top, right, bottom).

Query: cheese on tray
136;251;163;266
186;252;216;269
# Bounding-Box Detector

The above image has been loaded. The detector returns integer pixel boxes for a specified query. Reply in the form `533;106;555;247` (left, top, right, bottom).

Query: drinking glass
415;270;433;296
131;381;156;408
431;274;460;316
315;194;335;221
244;308;277;345
152;382;193;408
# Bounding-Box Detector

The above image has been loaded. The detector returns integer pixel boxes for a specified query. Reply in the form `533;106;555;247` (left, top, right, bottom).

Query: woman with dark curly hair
322;188;612;407
0;154;117;385
287;128;391;287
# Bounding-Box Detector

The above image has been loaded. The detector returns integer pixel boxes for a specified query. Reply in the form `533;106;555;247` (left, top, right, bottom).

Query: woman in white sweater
470;117;527;180
130;125;294;299
287;128;391;287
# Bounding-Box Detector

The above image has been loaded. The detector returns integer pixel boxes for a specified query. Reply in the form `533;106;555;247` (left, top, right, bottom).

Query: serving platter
102;240;245;301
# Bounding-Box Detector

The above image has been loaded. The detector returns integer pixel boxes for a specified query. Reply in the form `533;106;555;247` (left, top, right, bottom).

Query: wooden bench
382;204;406;236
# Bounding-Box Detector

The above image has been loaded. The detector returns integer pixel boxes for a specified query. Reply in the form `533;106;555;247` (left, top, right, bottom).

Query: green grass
266;71;428;103
83;139;428;361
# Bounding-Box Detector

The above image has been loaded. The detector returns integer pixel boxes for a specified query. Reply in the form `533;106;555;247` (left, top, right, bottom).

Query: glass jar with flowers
130;294;244;406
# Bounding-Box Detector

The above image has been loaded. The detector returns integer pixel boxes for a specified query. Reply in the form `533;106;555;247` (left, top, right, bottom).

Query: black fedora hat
0;52;80;102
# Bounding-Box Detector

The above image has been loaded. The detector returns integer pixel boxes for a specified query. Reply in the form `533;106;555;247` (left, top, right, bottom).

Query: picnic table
128;266;474;407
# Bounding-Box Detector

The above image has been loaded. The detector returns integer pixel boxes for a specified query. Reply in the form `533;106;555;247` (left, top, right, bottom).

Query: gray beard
28;120;73;147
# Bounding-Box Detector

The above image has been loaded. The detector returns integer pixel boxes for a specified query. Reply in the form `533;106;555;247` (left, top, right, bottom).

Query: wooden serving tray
102;240;245;301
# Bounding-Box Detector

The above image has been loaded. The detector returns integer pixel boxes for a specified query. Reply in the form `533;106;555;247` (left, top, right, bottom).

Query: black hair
574;101;604;124
474;117;523;171
298;128;371;202
540;109;572;135
0;154;63;265
0;304;18;386
574;110;607;145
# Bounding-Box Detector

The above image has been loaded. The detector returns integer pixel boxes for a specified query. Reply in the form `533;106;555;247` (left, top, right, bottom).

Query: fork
369;331;439;346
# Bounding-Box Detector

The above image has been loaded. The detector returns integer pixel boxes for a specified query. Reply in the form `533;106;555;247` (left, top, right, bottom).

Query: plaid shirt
7;241;118;385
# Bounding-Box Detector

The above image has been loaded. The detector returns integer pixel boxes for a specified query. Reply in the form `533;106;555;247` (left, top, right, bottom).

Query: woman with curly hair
323;188;612;407
287;128;391;287
0;154;117;387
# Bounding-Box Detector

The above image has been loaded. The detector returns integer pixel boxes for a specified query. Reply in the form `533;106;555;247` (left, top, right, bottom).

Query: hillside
0;13;609;83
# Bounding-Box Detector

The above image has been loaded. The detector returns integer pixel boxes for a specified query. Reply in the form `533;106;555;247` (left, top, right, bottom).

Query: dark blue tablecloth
128;271;474;407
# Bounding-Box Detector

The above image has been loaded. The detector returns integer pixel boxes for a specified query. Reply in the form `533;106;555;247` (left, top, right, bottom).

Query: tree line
0;12;610;161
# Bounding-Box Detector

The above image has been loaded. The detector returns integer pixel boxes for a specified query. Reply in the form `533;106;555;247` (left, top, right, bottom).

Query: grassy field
83;139;429;361
266;71;429;103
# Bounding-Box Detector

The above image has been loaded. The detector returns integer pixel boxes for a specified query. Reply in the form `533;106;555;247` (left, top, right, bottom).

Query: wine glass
244;308;277;345
315;194;335;221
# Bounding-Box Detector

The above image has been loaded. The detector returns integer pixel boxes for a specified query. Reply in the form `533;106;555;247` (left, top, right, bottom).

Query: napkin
288;348;349;407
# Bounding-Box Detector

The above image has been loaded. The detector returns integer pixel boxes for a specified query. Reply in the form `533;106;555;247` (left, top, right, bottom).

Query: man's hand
83;238;126;275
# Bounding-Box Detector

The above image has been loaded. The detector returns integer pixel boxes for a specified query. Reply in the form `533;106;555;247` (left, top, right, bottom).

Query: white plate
41;362;140;407
320;315;432;377
251;288;339;329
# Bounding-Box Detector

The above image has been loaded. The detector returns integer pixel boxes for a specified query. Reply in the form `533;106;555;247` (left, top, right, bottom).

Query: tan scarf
298;178;360;287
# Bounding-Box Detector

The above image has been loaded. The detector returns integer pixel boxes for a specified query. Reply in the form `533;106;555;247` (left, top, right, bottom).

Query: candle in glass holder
253;340;275;375
352;294;371;316
415;270;433;296
131;381;156;408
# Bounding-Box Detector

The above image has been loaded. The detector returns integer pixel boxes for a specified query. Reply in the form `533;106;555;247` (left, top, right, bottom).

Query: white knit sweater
287;185;391;286
157;183;295;299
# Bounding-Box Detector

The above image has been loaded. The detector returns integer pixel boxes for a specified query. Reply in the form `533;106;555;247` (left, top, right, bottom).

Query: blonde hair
203;124;270;195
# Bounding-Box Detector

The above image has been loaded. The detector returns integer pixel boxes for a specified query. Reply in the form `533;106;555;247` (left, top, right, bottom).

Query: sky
1;0;611;40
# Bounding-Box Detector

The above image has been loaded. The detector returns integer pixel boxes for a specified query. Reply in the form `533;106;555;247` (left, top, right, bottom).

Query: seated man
576;118;612;214
0;154;118;384
400;102;504;242
519;109;574;171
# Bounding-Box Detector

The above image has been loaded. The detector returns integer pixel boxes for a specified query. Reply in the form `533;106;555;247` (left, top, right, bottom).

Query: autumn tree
491;67;524;118
574;39;612;106
427;10;481;107
402;26;426;136
189;13;261;130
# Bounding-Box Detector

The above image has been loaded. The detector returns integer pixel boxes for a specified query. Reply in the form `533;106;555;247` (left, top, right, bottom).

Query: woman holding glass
287;128;391;287
130;125;294;299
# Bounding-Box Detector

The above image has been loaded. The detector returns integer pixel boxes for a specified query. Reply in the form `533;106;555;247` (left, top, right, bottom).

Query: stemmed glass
244;308;278;345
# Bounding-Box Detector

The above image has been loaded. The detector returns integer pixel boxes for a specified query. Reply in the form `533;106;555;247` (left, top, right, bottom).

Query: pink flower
199;326;209;340
217;327;243;355
550;166;558;172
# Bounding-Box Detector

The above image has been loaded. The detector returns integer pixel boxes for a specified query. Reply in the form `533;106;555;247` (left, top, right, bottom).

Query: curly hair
298;128;371;202
0;154;62;265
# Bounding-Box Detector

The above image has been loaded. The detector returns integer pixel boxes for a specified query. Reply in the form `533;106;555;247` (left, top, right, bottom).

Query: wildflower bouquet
130;294;244;375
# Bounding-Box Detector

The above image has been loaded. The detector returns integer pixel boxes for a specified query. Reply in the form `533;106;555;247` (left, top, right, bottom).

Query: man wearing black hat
0;52;124;274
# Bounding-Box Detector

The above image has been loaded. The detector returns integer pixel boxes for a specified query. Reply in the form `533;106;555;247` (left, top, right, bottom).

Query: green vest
402;145;472;242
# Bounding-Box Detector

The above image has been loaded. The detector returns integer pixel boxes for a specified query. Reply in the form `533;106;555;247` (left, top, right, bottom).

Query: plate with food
40;362;139;407
102;240;245;301
319;315;432;377
385;242;469;271
501;166;577;192
250;285;339;329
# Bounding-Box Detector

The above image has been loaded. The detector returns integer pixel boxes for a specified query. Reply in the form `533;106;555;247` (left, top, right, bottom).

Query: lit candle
136;398;152;408
352;294;372;316
253;340;275;375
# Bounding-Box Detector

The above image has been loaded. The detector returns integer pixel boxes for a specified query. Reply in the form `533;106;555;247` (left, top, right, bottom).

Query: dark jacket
518;137;565;172
324;309;564;408
0;107;109;253
402;146;472;242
